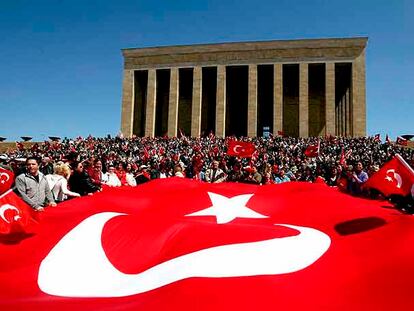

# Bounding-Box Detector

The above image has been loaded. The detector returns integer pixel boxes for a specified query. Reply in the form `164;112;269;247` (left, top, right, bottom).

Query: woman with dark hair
68;161;101;196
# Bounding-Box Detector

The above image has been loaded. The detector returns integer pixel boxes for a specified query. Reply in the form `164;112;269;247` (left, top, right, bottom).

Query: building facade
121;37;367;138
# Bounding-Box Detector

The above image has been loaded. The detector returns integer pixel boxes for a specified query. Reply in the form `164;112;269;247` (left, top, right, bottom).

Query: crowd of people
1;134;413;210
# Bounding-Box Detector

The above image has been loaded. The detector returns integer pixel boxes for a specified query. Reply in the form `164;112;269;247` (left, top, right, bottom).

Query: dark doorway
133;70;148;137
201;67;217;136
155;69;170;137
226;66;248;137
308;63;326;137
283;64;299;137
257;65;274;137
178;68;193;136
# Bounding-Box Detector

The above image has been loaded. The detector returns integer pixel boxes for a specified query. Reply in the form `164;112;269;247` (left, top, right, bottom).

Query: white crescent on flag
38;212;330;298
0;204;20;223
0;172;10;184
385;169;402;188
232;145;244;154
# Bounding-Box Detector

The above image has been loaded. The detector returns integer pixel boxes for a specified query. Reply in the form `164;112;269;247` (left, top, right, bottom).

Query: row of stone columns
121;55;365;138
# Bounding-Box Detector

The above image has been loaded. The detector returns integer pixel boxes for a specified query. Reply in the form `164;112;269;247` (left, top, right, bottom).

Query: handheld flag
227;141;256;158
364;154;414;197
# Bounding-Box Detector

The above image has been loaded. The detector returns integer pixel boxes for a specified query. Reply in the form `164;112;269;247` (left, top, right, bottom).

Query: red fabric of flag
0;190;38;234
1;179;414;310
227;141;256;158
364;154;414;197
304;143;319;157
0;167;14;195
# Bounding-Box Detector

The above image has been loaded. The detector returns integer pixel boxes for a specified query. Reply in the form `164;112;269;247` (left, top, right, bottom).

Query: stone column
191;66;202;137
345;88;351;136
168;67;179;137
120;70;134;137
145;69;156;137
248;64;258;137
325;62;335;136
299;63;309;137
352;49;366;137
273;63;283;135
216;65;226;137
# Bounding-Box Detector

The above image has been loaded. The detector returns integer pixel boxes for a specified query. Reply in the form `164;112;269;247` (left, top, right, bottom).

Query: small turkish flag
304;142;320;158
0;190;38;234
364;154;414;197
0;167;14;195
227;141;256;158
396;137;408;146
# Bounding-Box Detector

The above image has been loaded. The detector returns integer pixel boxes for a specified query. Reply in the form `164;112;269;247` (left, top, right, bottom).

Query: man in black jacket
68;161;100;196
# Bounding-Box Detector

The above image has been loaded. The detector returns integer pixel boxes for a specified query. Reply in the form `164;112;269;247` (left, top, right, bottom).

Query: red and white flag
1;180;414;310
304;141;320;158
0;167;14;195
396;137;408;146
0;190;38;234
227;141;256;158
364;154;414;197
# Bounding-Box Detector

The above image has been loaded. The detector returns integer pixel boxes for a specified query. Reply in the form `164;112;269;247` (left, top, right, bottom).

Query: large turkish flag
1;178;414;310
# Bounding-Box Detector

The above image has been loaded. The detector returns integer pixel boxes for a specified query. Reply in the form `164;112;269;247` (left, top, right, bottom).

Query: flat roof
122;37;368;57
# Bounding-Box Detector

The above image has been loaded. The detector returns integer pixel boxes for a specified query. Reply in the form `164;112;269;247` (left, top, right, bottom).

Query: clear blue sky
0;0;412;141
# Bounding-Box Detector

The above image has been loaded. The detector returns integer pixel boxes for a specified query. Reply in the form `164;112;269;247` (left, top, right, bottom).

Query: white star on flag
186;192;268;224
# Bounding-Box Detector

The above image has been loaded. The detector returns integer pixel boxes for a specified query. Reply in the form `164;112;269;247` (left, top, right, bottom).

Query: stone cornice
122;37;368;69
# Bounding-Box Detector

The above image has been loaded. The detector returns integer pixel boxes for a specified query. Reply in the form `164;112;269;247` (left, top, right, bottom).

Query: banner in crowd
227;141;256;158
364;154;414;197
1;179;414;310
